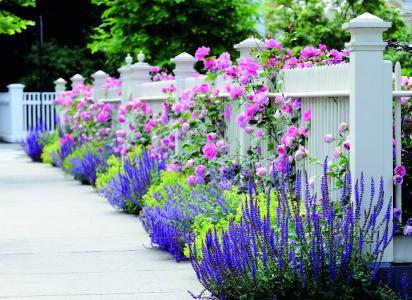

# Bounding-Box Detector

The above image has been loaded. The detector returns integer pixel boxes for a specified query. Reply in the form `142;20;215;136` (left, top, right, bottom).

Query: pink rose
395;165;406;177
195;165;206;177
303;108;311;122
203;143;218;160
323;134;333;143
256;167;267;177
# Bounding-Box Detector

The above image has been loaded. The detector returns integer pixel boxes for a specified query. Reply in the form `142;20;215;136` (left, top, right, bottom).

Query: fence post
54;78;67;129
343;13;393;262
118;54;133;103
70;74;85;89
234;37;263;157
91;70;109;100
7;83;25;142
54;78;67;94
173;52;196;155
129;51;151;98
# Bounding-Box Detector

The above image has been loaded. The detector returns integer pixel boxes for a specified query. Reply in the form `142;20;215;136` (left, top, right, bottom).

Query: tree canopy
0;0;35;35
88;0;261;69
265;0;412;74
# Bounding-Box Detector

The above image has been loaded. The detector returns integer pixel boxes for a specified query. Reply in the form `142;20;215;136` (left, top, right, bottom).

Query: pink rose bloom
187;176;197;186
204;58;217;71
303;108;312;122
245;105;256;120
135;132;142;139
287;126;298;137
116;129;126;138
401;97;410;105
256;167;267;177
308;179;315;189
275;95;284;104
97;112;109;123
118;105;127;115
216;140;228;153
343;140;350;151
395;165;407;177
294;149;305;161
277;144;286;155
323;134;333;143
195;165;206;177
224;105;233;120
181;122;190;132
185;159;194;168
103;103;111;112
207;132;216;142
245;126;254;134
198;82;210;93
264;39;283;51
118;115;126;123
144;123;152;132
195;46;210;60
172;103;181;114
256;129;263;138
339;122;348;132
229;85;245;100
203;143;218;160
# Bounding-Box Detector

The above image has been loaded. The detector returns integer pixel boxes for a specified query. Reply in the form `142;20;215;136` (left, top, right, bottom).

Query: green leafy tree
265;0;412;72
0;0;35;35
21;40;107;90
89;0;260;69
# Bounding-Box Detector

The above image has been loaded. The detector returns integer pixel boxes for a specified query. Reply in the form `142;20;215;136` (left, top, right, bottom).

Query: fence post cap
343;12;391;29
125;53;133;65
70;74;85;81
7;83;25;89
234;37;263;50
54;78;67;84
173;52;196;63
91;70;108;79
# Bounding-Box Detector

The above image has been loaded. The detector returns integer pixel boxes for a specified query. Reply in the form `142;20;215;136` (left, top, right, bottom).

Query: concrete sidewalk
0;144;202;299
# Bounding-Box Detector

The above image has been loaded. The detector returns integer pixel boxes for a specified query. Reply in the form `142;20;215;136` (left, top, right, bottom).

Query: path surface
0;143;202;299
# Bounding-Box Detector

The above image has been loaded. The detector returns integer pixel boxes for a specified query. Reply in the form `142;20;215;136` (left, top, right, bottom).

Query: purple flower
343;140;350;151
323;134;333;143
404;225;412;236
187;175;196;186
394;208;402;222
406;218;412;226
393;175;404;185
264;38;283;51
194;46;210;60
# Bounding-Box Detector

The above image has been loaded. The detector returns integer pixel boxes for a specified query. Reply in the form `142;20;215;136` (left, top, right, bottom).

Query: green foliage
95;145;143;191
20;40;108;91
0;0;35;35
265;0;412;71
186;188;279;258
40;131;60;164
89;0;260;69
142;170;188;207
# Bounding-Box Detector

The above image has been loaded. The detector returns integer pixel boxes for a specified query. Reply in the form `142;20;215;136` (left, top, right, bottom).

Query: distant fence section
0;85;56;143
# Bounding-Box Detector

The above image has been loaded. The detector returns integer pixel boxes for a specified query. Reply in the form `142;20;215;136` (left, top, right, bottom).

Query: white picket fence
0;87;56;143
22;92;57;132
0;12;405;262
